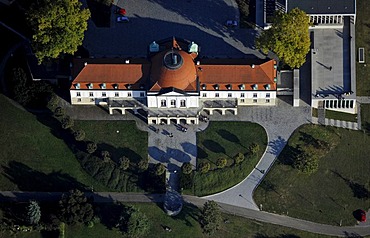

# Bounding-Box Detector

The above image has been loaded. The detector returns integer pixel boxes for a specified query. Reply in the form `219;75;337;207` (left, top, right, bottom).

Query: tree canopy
27;0;91;64
255;8;311;68
200;201;222;235
59;189;94;224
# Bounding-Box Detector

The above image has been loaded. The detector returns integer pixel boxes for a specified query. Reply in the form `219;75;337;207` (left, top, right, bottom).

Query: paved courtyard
83;0;265;58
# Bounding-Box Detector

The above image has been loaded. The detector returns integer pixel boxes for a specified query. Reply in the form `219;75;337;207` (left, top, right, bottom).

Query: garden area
181;121;267;196
356;0;370;96
254;124;370;226
361;104;370;133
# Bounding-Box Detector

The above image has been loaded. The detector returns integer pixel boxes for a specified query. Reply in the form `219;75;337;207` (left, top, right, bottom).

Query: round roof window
163;52;183;70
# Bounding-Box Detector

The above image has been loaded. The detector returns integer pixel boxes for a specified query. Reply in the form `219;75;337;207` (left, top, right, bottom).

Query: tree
119;156;130;170
86;142;97;154
181;162;193;175
61;116;74;129
26;200;41;225
137;159;149;171
73;129;85;141
101;150;111;162
249;143;260;155
198;161;210;174
54;107;65;117
234;152;245;164
59;189;94;225
116;204;150;238
216;158;227;169
200;201;222;236
255;8;311;68
293;150;319;174
154;163;166;176
27;0;91;64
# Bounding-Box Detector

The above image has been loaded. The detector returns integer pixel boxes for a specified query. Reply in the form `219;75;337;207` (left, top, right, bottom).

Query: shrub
200;201;222;235
198;161;210;174
54;107;65;117
101;151;111;162
86;142;97;154
234;152;245;164
73;129;85;141
249;143;260;155
118;157;130;170
216;158;227;169
293;152;319;174
181;162;193;175
154;163;166;176
61;116;74;129
179;172;193;190
137;159;149;171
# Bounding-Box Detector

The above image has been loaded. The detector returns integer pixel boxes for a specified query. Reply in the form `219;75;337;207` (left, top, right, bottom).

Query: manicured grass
356;0;370;95
312;108;318;117
0;94;106;191
190;121;267;196
254;124;370;225
73;120;148;163
65;203;331;238
361;104;370;132
325;110;358;122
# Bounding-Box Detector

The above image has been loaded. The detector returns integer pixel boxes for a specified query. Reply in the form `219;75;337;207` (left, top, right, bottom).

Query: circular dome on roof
150;50;197;91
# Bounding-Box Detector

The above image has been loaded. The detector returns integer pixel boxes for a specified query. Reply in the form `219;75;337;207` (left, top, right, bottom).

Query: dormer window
126;84;132;89
87;83;93;89
252;84;258;90
214;84;219;90
239;84;245;90
265;84;271;90
75;83;80;89
100;83;106;89
226;84;232;90
274;77;277;82
113;84;119;89
202;84;207;90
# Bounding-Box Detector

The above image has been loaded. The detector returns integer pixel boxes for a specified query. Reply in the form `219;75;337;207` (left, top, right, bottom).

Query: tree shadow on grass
217;129;240;144
98;142;144;164
2;161;87;192
277;145;300;166
331;170;370;200
196;146;208;159
171;202;200;227
202;139;226;154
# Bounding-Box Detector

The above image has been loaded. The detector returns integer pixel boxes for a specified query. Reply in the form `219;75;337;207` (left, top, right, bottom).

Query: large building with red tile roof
70;37;278;124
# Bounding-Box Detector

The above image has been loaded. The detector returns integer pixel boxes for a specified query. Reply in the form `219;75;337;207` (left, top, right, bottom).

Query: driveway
83;0;264;58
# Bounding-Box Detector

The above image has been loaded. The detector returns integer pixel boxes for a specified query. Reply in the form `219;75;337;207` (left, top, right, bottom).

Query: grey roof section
288;0;355;15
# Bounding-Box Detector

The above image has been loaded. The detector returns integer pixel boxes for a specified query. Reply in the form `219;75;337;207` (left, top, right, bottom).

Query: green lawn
361;104;370;132
0;94;106;191
73;120;148;163
189;121;267;196
325;110;358;122
64;203;332;238
254;124;370;226
356;0;370;95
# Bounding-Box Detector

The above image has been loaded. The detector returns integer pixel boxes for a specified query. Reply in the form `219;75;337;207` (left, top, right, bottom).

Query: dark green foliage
86;142;97;154
234;152;245;164
93;161;115;186
216;158;227;169
116;204;150;237
82;156;103;176
61;116;74;129
181;162;193;175
101;150;111;162
137;159;149;171
249;143;260;155
26;201;41;225
118;156;130;170
54;107;65;117
198;162;210;174
179;172;193;191
59;189;94;225
200;201;222;236
293;148;319;174
154;163;166;176
73;129;85;141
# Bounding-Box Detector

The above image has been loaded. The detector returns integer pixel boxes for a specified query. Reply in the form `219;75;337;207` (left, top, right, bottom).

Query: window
127;92;132;97
170;99;176;107
266;93;270;98
253;99;257;103
240;99;245;103
240;93;245;98
102;92;106;97
89;92;94;97
90;98;95;102
215;93;219;98
266;99;270;103
253;93;257;98
180;100;186;107
202;93;207;97
161;100;166;107
77;98;81;102
228;93;232;98
115;92;119;97
76;92;81;97
140;92;145;97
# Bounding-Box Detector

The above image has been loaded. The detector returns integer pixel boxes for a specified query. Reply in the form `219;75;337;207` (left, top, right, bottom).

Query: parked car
359;210;367;222
117;16;129;23
225;20;237;27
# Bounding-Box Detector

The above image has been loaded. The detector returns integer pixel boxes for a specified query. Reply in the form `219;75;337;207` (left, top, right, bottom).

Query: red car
359;210;367;222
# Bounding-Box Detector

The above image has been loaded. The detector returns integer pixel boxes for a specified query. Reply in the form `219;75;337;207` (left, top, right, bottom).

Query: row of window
160;99;186;107
76;92;145;97
240;99;271;103
202;93;270;98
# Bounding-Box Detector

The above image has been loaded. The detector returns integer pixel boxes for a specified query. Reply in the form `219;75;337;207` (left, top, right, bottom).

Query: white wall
147;95;199;108
70;90;146;105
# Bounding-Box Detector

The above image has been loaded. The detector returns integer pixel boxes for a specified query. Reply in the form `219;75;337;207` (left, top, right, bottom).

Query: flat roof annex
287;0;355;15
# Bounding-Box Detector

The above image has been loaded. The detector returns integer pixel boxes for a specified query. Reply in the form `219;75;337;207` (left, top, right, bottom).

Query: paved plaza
83;0;264;58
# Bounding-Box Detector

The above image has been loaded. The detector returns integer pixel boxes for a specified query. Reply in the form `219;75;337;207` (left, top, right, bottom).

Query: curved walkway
0;191;369;237
203;99;312;209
